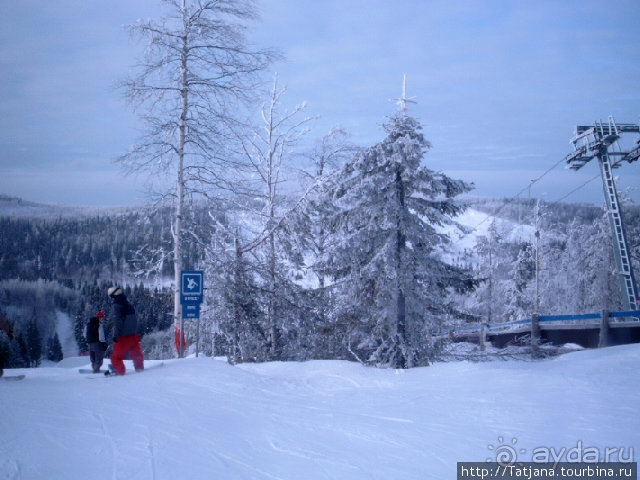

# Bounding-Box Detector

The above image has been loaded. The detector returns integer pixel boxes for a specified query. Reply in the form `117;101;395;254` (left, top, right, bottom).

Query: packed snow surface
1;345;639;480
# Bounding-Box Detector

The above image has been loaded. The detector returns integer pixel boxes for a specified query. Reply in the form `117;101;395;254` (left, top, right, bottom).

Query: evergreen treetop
323;112;475;368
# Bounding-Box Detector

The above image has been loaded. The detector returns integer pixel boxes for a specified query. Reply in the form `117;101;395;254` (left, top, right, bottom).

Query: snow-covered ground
438;208;536;265
1;345;638;480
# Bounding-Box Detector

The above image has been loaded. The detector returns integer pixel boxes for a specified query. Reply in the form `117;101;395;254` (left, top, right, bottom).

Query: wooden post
598;309;610;348
479;323;487;351
531;314;541;358
196;315;200;358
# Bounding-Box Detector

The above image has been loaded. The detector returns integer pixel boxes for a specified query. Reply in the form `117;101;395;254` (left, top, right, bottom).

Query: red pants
111;334;144;375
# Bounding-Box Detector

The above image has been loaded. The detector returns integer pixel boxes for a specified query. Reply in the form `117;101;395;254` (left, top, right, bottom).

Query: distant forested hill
1;194;638;365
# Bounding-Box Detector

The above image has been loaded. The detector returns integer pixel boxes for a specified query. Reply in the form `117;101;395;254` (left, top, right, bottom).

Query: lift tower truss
565;117;640;313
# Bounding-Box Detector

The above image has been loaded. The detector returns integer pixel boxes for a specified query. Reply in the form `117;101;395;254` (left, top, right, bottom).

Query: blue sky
1;0;639;206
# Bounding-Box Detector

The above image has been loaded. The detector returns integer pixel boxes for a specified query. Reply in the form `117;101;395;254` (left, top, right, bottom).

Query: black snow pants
89;342;107;373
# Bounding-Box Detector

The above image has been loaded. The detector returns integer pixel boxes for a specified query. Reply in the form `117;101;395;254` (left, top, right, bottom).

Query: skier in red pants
107;286;144;375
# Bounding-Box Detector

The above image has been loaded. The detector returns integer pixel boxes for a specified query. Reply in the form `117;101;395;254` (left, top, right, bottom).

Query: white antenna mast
394;74;417;116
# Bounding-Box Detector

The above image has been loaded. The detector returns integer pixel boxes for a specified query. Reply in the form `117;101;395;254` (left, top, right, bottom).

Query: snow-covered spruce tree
46;332;63;363
8;335;29;368
323;112;474;368
194;202;263;361
25;317;42;368
225;236;268;362
501;242;536;321
473;220;509;324
301;128;357;291
73;312;88;354
534;217;567;315
293;128;358;359
118;0;275;356
559;213;623;313
200;211;264;362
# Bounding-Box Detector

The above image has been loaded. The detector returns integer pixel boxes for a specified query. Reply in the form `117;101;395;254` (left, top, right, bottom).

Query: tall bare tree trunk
267;104;278;358
119;0;276;359
174;1;188;357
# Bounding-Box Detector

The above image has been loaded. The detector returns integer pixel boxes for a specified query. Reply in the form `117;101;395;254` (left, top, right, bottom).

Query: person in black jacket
107;286;144;375
85;311;108;373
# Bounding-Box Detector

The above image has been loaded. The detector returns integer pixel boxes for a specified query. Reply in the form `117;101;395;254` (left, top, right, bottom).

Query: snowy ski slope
1;345;639;479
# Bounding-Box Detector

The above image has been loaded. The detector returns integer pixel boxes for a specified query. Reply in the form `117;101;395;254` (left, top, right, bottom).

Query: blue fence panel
487;318;531;330
609;310;640;319
539;313;601;322
456;326;481;334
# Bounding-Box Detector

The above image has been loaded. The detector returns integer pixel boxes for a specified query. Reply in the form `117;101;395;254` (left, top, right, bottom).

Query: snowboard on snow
82;362;164;377
1;374;26;381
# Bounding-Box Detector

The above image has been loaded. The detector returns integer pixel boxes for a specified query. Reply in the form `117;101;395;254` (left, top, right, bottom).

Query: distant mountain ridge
0;194;134;218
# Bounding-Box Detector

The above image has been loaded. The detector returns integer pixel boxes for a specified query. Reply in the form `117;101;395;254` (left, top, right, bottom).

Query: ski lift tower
565;117;640;312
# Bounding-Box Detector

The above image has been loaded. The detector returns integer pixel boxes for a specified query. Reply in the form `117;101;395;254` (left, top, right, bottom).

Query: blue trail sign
180;270;204;318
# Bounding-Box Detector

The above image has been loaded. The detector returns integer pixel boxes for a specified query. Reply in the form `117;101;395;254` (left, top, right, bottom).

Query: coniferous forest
1;114;639;369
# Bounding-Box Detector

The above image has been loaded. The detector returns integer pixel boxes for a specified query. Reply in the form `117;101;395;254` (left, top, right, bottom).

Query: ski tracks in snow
96;413;119;480
95;413;160;480
0;459;21;480
144;425;158;480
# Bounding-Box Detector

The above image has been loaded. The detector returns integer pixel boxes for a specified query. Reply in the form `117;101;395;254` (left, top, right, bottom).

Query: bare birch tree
118;0;276;356
233;74;314;358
